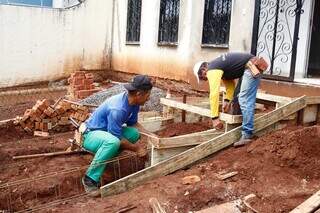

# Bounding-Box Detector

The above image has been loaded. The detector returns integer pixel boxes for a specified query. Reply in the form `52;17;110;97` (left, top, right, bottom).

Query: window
202;0;232;46
0;0;52;7
126;0;142;43
158;0;180;44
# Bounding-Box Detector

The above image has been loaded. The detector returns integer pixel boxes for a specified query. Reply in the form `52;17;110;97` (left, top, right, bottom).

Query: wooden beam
289;189;320;213
100;97;306;197
160;98;211;117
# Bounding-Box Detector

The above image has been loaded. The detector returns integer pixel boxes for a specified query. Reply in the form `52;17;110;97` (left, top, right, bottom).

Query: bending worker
193;52;268;147
81;75;153;197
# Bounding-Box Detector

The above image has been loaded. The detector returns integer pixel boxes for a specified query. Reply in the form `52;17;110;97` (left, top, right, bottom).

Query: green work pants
83;127;140;183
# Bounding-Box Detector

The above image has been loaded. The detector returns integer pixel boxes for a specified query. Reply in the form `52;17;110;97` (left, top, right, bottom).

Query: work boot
82;175;101;197
234;135;253;147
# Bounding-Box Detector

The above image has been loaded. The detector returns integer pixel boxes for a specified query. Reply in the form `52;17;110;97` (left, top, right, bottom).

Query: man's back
208;52;253;80
85;92;139;134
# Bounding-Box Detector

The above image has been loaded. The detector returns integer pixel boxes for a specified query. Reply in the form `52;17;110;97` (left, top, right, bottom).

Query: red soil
50;125;320;213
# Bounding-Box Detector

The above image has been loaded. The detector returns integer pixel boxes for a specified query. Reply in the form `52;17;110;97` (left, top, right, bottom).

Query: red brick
22;109;32;122
85;78;93;85
85;73;94;79
34;131;49;137
39;122;48;132
43;107;55;117
74;71;86;76
55;105;65;115
38;99;50;111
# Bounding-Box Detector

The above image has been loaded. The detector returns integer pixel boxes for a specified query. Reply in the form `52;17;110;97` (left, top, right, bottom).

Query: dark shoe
82;176;100;197
234;136;253;147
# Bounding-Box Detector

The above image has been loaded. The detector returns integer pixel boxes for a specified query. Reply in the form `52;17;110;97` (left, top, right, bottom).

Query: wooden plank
140;116;174;133
157;129;223;149
289;189;320;213
303;105;318;124
150;145;193;166
219;112;265;124
256;93;292;103
100;97;306;197
0;118;15;127
160;98;211;117
149;198;167;213
12;150;85;160
306;96;320;105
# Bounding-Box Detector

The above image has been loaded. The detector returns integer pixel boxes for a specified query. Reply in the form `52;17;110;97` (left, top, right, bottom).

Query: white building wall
0;0;315;88
111;0;255;86
0;0;112;88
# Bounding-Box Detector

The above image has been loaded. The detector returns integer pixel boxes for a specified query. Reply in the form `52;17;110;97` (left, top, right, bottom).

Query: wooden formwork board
161;97;297;126
149;129;224;166
100;96;306;197
289;189;320;213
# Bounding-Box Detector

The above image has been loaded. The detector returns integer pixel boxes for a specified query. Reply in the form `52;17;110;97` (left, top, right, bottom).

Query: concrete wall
0;0;112;88
111;0;255;87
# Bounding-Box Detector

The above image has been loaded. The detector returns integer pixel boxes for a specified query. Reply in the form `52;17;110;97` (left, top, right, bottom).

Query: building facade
0;0;318;90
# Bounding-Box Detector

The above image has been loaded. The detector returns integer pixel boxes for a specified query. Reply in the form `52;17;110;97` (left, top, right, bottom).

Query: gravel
79;83;166;112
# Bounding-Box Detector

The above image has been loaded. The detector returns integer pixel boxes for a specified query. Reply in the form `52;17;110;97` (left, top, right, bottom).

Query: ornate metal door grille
202;0;232;46
251;0;304;81
126;0;142;43
158;0;180;44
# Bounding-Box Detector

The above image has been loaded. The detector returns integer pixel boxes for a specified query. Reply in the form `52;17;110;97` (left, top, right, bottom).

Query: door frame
251;0;304;82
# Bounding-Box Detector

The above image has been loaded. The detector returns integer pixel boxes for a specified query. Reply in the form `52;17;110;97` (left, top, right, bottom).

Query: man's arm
207;70;223;118
207;70;224;130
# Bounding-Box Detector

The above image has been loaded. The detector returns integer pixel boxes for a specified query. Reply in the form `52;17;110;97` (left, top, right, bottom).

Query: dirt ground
0;86;319;212
49;125;320;213
155;121;212;137
1;117;320;212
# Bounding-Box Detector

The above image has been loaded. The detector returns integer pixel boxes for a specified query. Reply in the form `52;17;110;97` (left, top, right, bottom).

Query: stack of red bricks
15;99;90;135
67;71;100;100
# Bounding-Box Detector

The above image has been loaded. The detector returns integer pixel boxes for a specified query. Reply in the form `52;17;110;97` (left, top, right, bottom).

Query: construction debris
216;171;238;180
149;198;167;213
182;175;201;185
14;98;90;134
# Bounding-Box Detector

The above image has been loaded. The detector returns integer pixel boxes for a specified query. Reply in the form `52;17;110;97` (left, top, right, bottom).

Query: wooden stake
12;150;85;160
182;94;187;122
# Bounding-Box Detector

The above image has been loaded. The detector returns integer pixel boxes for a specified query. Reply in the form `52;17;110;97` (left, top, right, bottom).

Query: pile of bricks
67;71;100;100
14;99;90;135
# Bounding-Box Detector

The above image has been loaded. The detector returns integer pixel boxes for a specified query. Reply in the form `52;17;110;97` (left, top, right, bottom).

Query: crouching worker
193;52;268;147
81;75;153;197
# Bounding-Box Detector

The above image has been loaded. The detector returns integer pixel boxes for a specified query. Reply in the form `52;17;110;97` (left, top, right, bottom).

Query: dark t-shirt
208;53;254;80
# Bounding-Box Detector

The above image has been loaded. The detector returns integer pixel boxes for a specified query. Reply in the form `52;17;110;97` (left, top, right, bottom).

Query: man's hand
222;100;231;113
212;118;224;130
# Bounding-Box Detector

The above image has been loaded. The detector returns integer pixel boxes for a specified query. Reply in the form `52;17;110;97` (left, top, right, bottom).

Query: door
307;0;320;78
251;0;304;81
